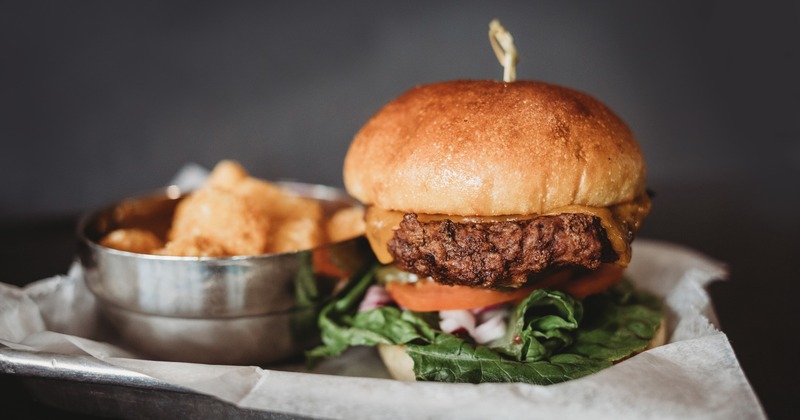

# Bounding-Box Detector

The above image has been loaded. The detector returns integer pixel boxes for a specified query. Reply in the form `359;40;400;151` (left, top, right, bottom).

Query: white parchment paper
0;239;765;419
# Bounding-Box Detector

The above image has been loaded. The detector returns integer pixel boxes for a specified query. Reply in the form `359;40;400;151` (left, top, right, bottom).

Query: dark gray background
1;1;798;417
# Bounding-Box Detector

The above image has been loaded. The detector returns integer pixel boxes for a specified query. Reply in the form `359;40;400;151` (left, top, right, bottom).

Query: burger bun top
344;80;646;216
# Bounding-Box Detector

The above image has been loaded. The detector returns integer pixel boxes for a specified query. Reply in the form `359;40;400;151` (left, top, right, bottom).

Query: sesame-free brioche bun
343;80;646;216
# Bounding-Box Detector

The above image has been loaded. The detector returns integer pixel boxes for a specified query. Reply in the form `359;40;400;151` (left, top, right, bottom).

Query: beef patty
387;213;619;288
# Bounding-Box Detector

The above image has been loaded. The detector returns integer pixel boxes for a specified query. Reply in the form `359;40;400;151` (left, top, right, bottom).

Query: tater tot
206;160;249;190
101;228;164;254
231;177;289;215
269;217;324;253
270;196;324;252
232;176;325;252
167;187;270;256
236;177;325;220
326;206;366;242
278;193;324;222
156;235;229;257
112;160;335;257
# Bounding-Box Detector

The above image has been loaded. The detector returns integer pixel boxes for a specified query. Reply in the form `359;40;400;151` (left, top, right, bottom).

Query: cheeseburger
308;80;664;384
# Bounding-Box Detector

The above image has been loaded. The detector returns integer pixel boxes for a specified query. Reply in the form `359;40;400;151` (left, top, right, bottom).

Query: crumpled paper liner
0;239;764;419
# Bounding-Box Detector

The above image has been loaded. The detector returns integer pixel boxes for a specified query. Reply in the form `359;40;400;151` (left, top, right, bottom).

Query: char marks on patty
387;213;618;288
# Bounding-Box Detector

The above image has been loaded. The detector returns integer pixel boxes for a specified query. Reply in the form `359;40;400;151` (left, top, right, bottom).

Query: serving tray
1;346;307;419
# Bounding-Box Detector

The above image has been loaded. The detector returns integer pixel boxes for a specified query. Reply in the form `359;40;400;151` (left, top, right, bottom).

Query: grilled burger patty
387;213;619;288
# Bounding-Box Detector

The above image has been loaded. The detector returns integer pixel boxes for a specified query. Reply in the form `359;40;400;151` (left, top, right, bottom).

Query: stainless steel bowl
78;182;372;365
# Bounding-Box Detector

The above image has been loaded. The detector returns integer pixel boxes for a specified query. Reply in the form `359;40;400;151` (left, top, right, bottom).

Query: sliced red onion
440;306;509;344
439;310;476;335
475;307;508;324
357;285;394;313
472;310;507;344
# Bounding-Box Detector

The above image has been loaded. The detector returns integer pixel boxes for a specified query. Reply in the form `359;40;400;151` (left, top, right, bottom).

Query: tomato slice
384;264;624;312
385;280;536;312
559;264;624;300
312;246;347;278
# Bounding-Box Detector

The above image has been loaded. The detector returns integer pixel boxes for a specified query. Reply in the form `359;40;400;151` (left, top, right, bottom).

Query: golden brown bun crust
344;80;646;215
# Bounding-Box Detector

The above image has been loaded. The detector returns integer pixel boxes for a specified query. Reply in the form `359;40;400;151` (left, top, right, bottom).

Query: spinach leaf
407;334;609;384
490;289;582;362
566;282;664;362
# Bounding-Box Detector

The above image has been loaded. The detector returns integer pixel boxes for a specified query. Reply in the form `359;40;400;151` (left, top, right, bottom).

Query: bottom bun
646;320;668;350
377;321;668;382
377;343;417;381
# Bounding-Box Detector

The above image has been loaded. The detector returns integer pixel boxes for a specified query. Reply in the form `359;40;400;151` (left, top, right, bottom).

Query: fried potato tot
100;228;164;254
156;235;229;257
326;206;366;243
232;176;326;253
168;187;270;256
269;217;324;253
232;178;300;217
109;160;341;257
206;160;249;190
